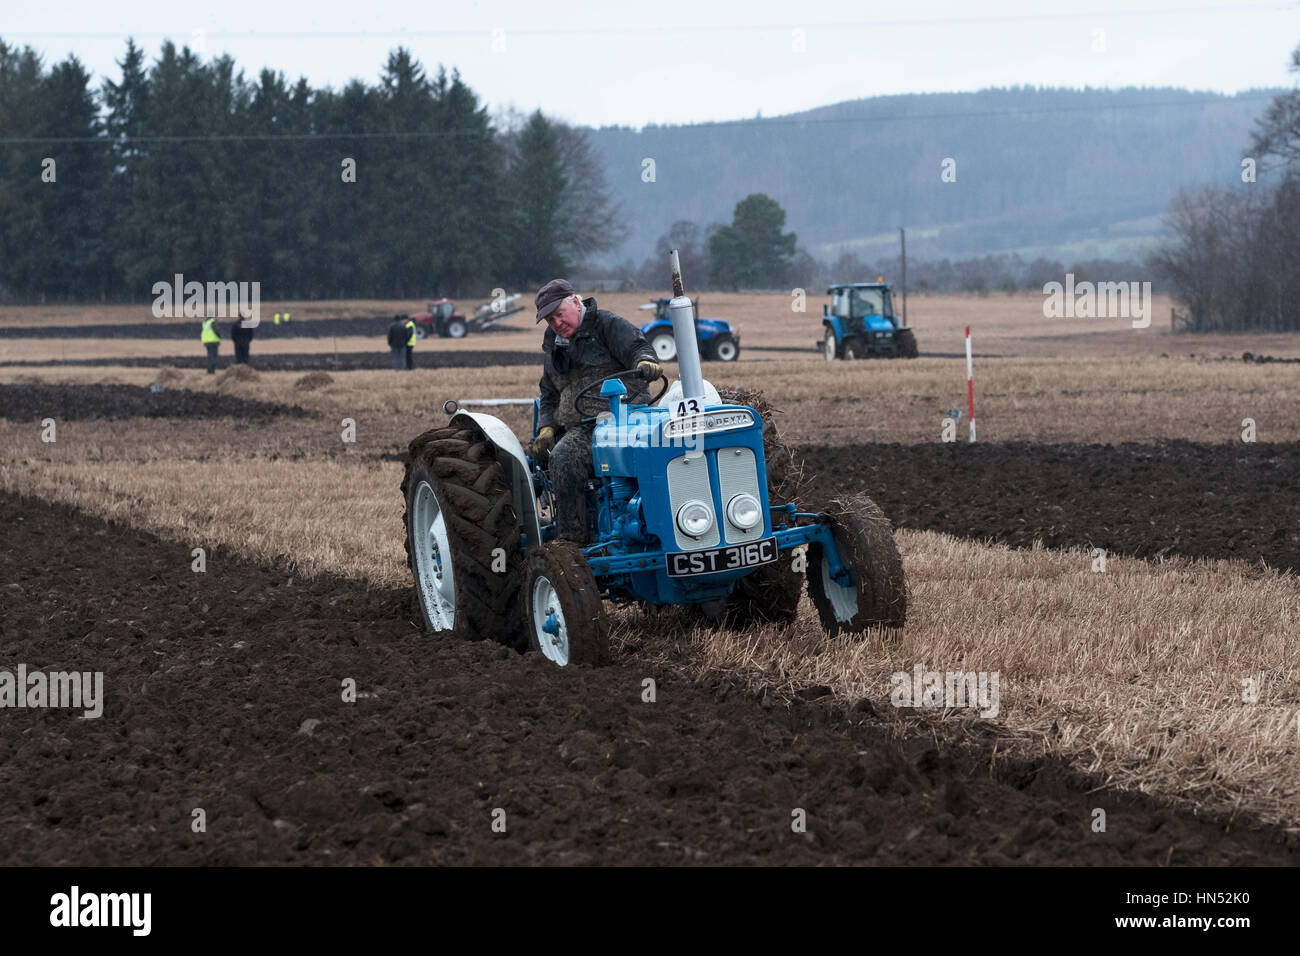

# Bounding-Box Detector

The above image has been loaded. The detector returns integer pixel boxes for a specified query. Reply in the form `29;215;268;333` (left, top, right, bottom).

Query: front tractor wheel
402;425;524;649
808;496;907;638
822;328;838;360
523;541;610;666
841;337;863;361
650;331;678;362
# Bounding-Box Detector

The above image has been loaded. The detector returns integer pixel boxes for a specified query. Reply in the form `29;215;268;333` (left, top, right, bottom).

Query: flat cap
535;278;575;323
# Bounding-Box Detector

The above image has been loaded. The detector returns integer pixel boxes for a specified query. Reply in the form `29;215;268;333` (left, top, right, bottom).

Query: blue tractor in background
401;253;907;665
821;281;918;360
639;296;740;363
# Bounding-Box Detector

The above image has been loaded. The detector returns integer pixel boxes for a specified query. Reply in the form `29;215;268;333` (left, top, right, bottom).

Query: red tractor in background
409;294;525;339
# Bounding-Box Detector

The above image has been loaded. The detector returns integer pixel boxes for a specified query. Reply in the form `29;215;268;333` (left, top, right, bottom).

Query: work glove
530;426;556;458
637;360;662;381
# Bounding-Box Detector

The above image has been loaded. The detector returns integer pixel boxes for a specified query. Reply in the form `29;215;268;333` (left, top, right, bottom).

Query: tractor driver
528;279;661;542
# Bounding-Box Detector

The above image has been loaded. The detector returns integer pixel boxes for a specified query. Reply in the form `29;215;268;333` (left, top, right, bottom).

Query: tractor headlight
676;500;714;538
726;493;762;531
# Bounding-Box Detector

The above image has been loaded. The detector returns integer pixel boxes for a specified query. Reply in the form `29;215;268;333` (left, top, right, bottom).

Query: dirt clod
293;371;334;391
217;364;261;386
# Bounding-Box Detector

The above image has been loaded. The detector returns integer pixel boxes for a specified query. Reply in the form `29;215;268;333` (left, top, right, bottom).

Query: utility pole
899;227;908;328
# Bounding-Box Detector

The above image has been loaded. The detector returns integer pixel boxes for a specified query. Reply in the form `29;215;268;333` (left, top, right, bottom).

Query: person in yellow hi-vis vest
404;317;417;370
201;313;221;374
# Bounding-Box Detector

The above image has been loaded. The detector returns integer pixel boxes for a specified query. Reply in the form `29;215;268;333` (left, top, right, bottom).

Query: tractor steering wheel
574;368;670;422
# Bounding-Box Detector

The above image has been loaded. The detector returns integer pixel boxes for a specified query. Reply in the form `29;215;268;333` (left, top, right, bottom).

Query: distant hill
586;86;1278;267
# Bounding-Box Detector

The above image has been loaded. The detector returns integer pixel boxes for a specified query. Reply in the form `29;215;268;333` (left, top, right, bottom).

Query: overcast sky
7;0;1298;127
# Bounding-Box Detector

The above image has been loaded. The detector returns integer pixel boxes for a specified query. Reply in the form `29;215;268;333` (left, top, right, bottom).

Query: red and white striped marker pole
965;325;976;443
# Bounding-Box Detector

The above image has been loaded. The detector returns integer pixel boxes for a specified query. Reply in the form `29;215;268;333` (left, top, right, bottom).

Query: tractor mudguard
449;410;543;553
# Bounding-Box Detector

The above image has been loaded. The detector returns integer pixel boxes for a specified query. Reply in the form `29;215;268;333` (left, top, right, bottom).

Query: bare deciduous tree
1251;42;1300;170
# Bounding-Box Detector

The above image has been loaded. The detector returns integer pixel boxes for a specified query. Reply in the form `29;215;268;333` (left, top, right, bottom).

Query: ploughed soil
0;384;309;422
1;490;1296;865
802;441;1300;574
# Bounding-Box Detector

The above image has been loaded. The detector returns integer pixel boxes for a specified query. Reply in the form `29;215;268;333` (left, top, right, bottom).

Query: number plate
665;538;777;577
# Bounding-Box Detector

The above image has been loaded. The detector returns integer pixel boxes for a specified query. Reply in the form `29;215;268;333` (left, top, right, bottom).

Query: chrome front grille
665;453;719;550
716;446;763;543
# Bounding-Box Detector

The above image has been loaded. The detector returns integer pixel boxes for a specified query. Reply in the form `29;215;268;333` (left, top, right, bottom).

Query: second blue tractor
639;297;740;363
820;282;918;360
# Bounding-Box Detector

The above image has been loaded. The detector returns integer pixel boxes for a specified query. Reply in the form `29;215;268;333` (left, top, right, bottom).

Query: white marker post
965;325;976;443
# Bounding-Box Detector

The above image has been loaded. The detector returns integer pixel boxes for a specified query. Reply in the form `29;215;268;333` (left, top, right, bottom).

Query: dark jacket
387;320;408;349
231;320;254;343
539;297;656;429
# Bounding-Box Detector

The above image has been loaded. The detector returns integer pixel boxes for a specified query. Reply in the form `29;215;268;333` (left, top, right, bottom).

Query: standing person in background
201;313;221;374
388;315;409;371
404;316;417;370
231;316;254;364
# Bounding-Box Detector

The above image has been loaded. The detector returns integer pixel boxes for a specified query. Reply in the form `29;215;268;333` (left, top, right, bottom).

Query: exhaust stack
667;249;705;401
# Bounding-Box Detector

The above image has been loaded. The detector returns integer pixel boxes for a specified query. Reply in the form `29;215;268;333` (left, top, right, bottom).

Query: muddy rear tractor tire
523;541;610;666
807;495;907;638
402;424;525;650
897;328;918;358
446;318;468;339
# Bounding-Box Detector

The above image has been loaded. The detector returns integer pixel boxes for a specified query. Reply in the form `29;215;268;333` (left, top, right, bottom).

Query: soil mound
294;371;334;391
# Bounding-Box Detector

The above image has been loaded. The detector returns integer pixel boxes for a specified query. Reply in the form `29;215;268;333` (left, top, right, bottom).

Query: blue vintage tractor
401;253;906;665
638;296;740;362
821;282;918;360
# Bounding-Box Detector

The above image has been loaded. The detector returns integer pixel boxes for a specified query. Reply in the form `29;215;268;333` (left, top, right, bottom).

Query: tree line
615;194;1149;296
0;39;622;303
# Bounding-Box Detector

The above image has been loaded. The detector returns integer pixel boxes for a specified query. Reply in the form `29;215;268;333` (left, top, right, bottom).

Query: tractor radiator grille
716;446;764;544
665;453;720;550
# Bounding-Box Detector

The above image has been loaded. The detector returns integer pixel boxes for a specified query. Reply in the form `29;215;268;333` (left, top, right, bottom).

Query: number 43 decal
672;396;703;419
